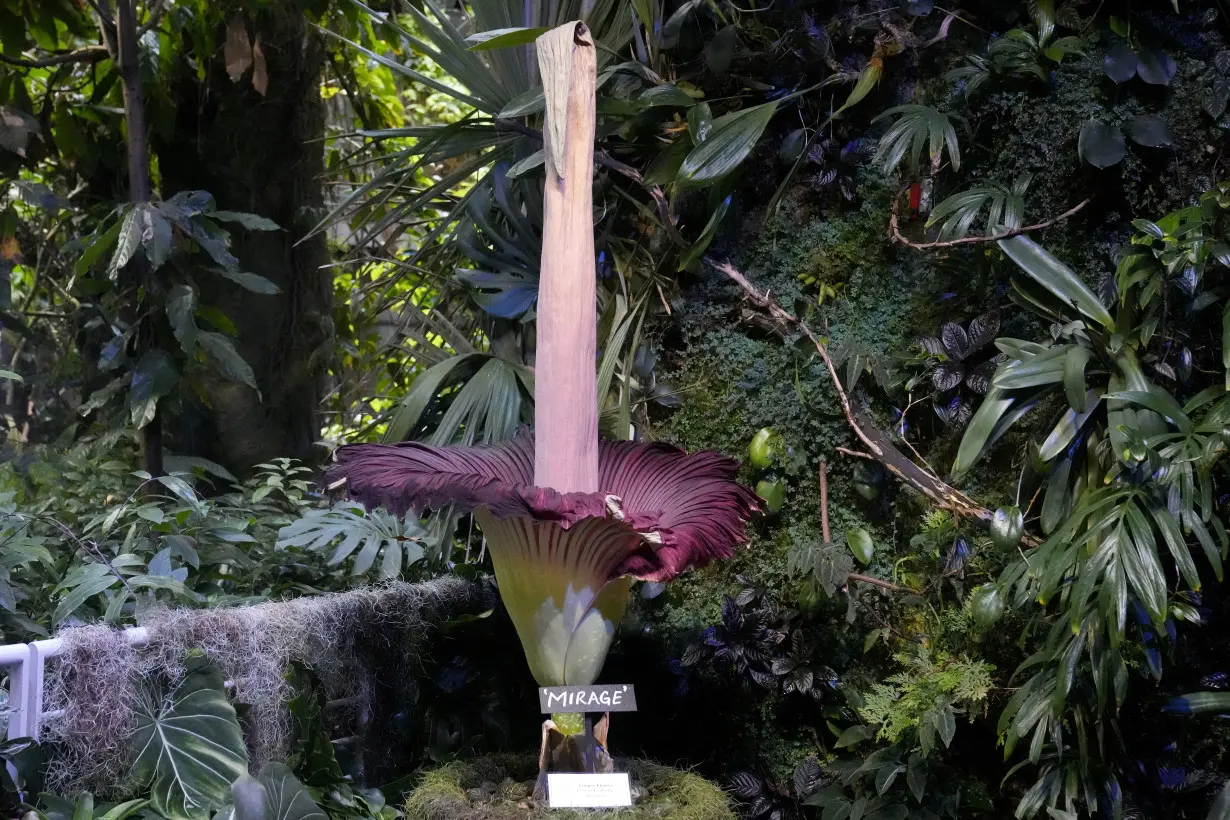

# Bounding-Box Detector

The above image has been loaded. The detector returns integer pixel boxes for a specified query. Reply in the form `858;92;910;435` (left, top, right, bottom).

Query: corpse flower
326;22;757;689
328;431;757;685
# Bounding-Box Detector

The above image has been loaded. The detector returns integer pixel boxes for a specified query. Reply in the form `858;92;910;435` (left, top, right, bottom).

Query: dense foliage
5;0;1230;819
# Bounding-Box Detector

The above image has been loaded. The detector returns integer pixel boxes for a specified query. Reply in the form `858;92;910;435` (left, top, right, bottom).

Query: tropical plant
925;174;1031;242
948;3;1085;94
951;187;1230;817
728;758;823;820
327;29;759;700
131;652;248;819
76;191;278;434
916;312;1002;429
871;105;964;176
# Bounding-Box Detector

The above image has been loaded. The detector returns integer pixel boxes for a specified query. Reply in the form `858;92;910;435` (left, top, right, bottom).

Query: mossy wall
605;6;1229;792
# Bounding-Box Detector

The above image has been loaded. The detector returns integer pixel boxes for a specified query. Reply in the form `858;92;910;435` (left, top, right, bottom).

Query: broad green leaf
1125;114;1173;148
990;507;1024;549
132;654;248;820
80;375;130;417
215;269;280;295
677;101;778;187
75;214;123;275
209;210;280;231
198;331;258;390
108;206;143;281
506;149;545;178
993;356;1067;390
231;764;326;820
98;800;148;820
705;25;737;75
637;84;696;109
130;350;179;429
167;284;198;353
953;389;1015;476
1151;505;1200;591
1063;346;1091;411
835;724;875;748
1120;521;1168;626
498;87;545;118
643;138;691;186
1222;301;1230;390
1104;389;1192;432
687;102;713;145
1041;458;1072;535
998;235;1115;328
1039;389;1103;461
677;195;730;271
465;26;550;51
52;563;121;623
1168;692;1230;716
0;369;21;382
145;209;175;271
1077;120;1125;168
835;59;882;117
846;528;874;566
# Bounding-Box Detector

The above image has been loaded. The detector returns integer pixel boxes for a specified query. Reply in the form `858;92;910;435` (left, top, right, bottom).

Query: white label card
547;773;632;808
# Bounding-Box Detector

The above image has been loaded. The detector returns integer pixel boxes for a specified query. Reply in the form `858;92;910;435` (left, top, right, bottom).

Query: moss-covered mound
403;754;734;820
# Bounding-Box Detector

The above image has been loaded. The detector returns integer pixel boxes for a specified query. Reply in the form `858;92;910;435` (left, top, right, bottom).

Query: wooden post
533;22;598;494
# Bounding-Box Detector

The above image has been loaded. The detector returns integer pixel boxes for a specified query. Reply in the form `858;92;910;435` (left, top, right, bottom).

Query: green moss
403;755;733;820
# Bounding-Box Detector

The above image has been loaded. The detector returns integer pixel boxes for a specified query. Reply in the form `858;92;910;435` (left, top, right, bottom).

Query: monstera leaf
132;653;248;820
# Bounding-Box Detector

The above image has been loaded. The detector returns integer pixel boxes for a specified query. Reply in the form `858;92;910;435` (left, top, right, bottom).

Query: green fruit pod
748;427;780;469
756;478;786;513
846;528;874;566
990;506;1024;550
971;584;1005;627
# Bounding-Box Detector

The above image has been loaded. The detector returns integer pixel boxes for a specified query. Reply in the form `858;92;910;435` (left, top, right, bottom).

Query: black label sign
539;684;637;713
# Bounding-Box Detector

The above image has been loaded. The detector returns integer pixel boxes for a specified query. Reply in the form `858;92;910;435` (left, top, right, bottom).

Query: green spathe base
404;754;733;820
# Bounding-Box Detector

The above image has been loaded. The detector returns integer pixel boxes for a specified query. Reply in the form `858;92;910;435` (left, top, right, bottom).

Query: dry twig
709;257;1041;547
0;46;110;68
888;192;1092;251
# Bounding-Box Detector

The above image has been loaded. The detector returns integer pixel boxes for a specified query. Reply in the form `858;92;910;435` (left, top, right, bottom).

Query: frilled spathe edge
326;428;759;584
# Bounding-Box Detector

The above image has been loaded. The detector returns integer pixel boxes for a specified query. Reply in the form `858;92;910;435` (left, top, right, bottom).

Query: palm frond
926;174;1032;241
872;105;965;175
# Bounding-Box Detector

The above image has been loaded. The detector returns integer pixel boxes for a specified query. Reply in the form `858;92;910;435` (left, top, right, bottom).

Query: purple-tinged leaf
932;362;965;392
941;322;971;359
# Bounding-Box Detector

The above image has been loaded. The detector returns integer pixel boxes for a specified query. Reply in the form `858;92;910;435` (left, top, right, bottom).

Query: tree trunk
153;4;331;474
115;0;164;479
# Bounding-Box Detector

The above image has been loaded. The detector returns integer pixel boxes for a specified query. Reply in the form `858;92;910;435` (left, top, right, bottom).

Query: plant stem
533;22;598;493
116;0;163;479
819;459;831;543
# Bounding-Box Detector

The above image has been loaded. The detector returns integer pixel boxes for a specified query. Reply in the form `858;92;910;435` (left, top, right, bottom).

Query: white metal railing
0;628;150;742
0;627;360;787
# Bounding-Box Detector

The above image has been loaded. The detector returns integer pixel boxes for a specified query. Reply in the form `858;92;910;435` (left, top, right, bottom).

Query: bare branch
0;46;109;69
847;573;918;593
708;257;1041;547
889;191;1092;251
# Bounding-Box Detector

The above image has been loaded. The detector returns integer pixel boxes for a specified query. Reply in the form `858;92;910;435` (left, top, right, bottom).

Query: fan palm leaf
872;104;964;175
